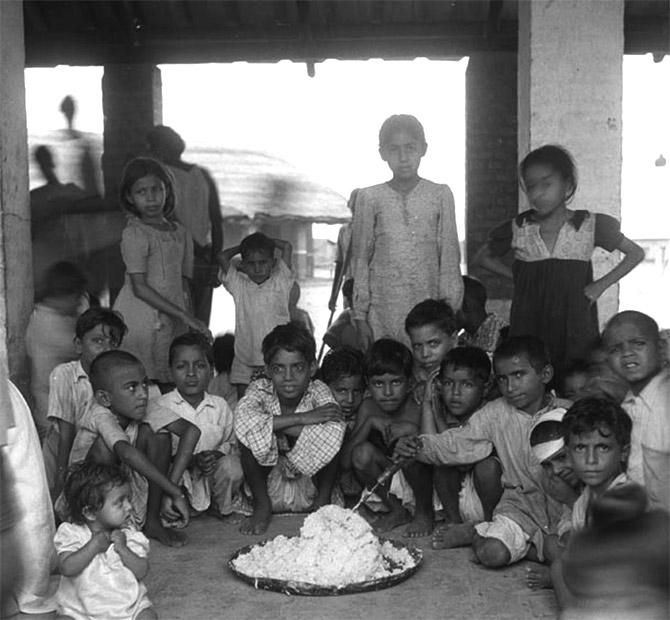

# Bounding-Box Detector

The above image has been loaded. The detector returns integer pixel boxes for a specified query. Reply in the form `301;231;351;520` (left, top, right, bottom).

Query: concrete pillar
0;0;31;393
465;52;518;312
102;64;162;199
518;0;624;323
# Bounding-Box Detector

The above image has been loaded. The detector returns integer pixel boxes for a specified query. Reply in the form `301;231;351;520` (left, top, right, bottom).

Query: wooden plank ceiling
23;0;669;67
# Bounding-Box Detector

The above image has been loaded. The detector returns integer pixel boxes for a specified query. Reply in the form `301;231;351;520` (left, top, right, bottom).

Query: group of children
19;111;668;618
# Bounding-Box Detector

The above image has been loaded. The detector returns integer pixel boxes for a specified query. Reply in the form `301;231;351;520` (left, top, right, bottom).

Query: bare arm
585;236;645;301
201;167;224;256
272;238;293;269
272;403;343;436
111;530;149;580
54;419;76;497
473;243;513;281
58;531;110;577
215;245;240;274
128;273;208;335
114;440;183;499
328;260;344;311
162;418;201;485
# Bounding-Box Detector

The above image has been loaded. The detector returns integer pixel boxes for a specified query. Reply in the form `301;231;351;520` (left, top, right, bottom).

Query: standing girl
351;114;463;349
54;462;156;620
476;144;644;377
113;158;210;383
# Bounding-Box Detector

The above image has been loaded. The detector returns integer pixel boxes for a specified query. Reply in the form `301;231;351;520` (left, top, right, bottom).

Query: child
113;157;210;384
42;307;128;500
475;144;644;377
351;114;463;349
602;310;669;511
328;188;358;312
344;339;433;538
26;261;88;439
395;336;570;566
234;322;345;535
207;333;238;411
558;397;635;540
319;347;366;504
457;275;507;357
55;462;156;620
323;279;360;352
559;358;591;401
217;232;295;397
156;333;244;518
404;298;458;409
425;347;503;548
67;350;200;547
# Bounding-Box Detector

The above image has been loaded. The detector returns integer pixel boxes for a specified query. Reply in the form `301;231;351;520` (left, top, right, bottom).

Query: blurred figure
553;484;668;619
147;125;223;326
323;278;360;352
58;95;101;197
26;261;89;439
208;333;238;412
289;282;315;335
327;188;358;312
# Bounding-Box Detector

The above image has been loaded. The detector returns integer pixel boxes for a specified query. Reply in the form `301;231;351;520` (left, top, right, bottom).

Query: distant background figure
328;188;358;313
58;95;101;197
147;125;224;326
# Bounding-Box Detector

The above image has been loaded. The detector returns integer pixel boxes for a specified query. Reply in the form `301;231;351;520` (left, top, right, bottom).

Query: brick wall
465;52;518;304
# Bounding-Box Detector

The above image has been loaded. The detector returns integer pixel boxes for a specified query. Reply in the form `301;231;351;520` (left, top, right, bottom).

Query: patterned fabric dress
488;210;623;375
351;179;463;346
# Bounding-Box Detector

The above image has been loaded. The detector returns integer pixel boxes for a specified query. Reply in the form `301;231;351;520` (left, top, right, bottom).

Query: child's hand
161;493;190;528
91;530;112;553
423;367;440;403
195;450;223;476
384;421;416;446
188;318;213;342
393;435;422;460
110;529;127;550
583;281;607;304
302;404;344;425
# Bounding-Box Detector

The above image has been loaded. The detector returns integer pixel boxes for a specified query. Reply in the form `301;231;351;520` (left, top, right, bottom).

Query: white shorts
459;471;485;523
474;514;531;564
230;357;264;385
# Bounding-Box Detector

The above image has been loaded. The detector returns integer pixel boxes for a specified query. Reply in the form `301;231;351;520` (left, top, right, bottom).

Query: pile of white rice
232;505;415;586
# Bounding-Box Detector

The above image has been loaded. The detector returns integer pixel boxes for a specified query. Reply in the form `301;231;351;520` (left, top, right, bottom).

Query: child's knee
474;536;511;567
216;454;244;485
351;443;376;471
473;456;502;486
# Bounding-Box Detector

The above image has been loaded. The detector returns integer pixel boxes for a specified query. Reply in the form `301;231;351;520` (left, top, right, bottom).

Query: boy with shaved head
602;310;670;511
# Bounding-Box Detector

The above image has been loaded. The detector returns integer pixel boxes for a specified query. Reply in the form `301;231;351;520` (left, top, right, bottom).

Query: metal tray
228;538;423;596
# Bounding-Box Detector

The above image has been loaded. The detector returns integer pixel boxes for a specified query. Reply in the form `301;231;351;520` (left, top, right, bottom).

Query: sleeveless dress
113;216;193;382
488;209;623;375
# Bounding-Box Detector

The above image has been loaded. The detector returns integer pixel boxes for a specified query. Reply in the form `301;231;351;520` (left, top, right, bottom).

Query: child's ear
540;364;554;385
74;337;83;356
621;442;631;465
95;388;111;408
309;360;317;378
82;505;97;523
419;142;428;157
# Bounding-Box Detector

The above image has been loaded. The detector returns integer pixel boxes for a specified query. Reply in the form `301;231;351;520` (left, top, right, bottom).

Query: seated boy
424;347;503;548
318;347;366;503
234;322;345;535
156;333;244;519
67;350;201;546
323;279;360;352
602;310;670;511
344;338;433;538
457;276;507;357
217;232;295;397
395;336;570;566
42;307;128;500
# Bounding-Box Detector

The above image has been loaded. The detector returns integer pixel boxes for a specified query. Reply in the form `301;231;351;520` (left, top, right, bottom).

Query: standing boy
344;339;433;538
602;310;670;511
156;333;244;519
234;322;345;535
67;350;200;547
42;307;128;500
396;336;570;566
217;232;295;397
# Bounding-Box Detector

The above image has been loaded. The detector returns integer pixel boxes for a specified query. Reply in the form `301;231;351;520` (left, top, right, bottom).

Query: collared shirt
46;360;92;427
621;369;670;511
156;389;236;455
234;378;345;477
69;402;179;465
221;258;294;367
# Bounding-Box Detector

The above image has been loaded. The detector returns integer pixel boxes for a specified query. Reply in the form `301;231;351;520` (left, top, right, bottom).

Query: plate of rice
229;505;423;596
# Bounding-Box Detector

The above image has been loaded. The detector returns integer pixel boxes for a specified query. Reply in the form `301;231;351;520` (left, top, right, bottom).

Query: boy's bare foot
374;507;411;533
431;522;475;549
144;520;188;547
403;513;434;538
239;506;272;535
525;564;552;590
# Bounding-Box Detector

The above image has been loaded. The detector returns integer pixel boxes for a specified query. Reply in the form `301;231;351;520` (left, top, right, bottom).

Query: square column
102;63;162;199
0;0;31;392
518;0;625;322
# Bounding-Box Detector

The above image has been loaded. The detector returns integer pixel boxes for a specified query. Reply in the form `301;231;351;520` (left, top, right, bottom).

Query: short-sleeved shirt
54;522;151;620
46;360;92;426
221;258;294;366
69;402;179;465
